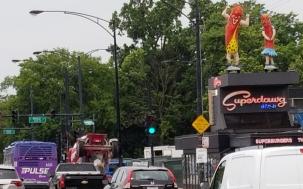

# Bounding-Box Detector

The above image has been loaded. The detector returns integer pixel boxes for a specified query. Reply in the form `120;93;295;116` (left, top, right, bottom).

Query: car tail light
123;170;133;189
11;180;23;187
300;148;303;154
167;169;177;188
58;175;65;188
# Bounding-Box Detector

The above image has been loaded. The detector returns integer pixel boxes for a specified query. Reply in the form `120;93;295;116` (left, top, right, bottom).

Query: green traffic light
148;126;156;135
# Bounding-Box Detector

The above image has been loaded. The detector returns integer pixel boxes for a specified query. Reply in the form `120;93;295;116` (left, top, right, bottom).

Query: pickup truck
49;163;107;189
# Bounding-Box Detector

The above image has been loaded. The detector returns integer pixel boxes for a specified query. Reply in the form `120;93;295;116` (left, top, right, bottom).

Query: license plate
66;187;77;189
147;187;158;189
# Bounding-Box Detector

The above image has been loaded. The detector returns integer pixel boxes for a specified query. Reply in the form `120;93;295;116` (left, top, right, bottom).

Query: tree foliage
0;0;303;158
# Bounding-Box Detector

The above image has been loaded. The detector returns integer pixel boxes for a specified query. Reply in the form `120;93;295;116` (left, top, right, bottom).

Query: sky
1;0;303;95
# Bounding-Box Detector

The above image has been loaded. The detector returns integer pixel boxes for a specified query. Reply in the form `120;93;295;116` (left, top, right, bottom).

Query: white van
209;146;303;189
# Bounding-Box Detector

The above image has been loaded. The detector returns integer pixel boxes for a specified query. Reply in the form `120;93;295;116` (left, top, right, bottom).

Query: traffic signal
145;115;157;136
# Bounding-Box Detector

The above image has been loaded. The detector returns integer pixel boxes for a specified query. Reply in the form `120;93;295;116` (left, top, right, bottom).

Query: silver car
104;166;178;189
0;165;24;189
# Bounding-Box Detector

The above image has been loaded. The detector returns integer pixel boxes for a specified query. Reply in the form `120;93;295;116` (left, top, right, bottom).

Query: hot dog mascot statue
222;4;249;72
260;13;278;71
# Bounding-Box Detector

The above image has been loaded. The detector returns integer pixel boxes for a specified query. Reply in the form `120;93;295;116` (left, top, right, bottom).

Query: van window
228;156;255;188
210;161;226;189
263;154;303;186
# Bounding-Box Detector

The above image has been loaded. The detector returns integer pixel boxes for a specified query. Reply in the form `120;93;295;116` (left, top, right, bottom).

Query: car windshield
133;170;169;181
0;169;18;179
57;164;96;172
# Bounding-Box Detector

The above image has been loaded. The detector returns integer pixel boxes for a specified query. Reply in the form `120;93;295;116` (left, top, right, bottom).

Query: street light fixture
12;59;27;63
85;48;112;56
33;50;53;55
29;10;122;166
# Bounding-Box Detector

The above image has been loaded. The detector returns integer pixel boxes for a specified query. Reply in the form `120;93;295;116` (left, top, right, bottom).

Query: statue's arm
222;6;229;19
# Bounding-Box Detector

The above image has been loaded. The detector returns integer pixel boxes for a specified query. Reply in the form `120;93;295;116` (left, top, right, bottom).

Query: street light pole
30;85;34;140
78;48;113;126
30;10;123;166
112;22;122;166
77;55;83;127
12;59;35;116
33;50;72;152
63;66;71;148
12;59;35;139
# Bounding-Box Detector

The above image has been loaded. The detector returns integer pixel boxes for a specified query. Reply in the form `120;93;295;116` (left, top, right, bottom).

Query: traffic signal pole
150;136;154;166
146;115;156;166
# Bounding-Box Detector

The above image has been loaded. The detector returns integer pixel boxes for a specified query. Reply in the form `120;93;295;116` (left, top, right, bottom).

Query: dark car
104;166;177;189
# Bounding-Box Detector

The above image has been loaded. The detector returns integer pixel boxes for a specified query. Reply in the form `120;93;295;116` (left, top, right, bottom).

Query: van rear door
209;150;261;189
223;150;261;189
260;146;303;189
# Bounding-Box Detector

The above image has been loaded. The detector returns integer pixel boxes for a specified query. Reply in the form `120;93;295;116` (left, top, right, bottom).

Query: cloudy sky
1;0;302;95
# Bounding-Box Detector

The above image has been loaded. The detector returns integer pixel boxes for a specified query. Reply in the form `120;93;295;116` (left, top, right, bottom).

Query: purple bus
3;141;57;189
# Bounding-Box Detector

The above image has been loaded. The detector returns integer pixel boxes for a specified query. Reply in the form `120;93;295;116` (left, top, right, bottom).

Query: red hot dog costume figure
222;4;249;70
261;13;277;70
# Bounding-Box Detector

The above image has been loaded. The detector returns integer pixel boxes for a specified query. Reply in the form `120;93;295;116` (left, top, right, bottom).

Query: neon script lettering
21;168;49;175
222;90;287;111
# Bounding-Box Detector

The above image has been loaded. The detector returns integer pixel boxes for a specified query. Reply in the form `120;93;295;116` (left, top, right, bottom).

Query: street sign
192;115;210;134
83;119;95;126
3;128;15;135
29;116;47;124
196;148;207;163
202;136;209;148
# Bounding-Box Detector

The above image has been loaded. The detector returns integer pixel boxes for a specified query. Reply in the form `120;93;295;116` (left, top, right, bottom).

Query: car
104;165;177;189
0;165;24;189
104;158;133;181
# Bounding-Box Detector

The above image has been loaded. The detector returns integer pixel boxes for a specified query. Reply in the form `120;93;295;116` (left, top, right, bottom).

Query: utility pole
195;0;203;116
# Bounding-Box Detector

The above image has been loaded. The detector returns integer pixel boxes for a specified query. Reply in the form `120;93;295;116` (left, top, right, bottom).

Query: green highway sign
29;116;47;124
83;119;95;126
3;128;15;135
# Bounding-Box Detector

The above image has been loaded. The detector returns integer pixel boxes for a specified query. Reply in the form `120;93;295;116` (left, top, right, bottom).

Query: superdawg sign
222;90;287;113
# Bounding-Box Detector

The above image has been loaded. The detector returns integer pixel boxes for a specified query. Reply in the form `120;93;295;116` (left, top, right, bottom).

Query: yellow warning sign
192;115;210;134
